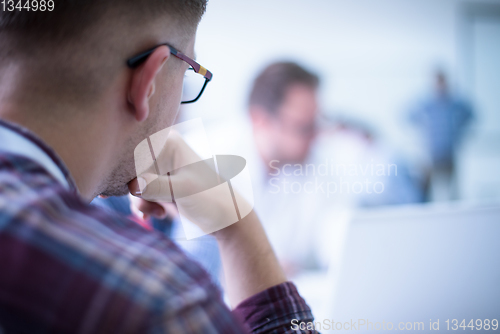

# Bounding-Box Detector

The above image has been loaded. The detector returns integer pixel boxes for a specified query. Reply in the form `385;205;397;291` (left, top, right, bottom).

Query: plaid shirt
0;120;316;333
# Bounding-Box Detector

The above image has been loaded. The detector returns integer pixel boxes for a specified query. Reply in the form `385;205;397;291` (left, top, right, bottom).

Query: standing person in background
409;70;474;201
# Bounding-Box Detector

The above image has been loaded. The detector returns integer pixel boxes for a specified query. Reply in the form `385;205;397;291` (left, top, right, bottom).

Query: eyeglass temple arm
126;45;176;68
127;44;212;81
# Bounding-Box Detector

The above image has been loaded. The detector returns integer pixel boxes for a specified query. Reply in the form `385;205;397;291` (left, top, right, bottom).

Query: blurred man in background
245;62;330;275
245;61;424;274
410;70;474;201
249;62;320;170
239;61;377;277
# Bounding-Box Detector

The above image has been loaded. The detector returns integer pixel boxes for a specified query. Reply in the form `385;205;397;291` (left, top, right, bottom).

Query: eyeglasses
127;44;213;104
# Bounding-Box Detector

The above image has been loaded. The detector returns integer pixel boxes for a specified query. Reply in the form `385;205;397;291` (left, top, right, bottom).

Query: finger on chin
138;200;167;220
128;178;141;197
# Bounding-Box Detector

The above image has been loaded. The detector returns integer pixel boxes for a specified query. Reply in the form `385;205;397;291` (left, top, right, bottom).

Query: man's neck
0;105;118;202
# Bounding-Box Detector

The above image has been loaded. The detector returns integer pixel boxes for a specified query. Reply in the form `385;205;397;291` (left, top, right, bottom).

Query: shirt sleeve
232;282;318;334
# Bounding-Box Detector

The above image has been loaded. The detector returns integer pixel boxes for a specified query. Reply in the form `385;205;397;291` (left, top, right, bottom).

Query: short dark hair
248;61;319;113
0;0;207;43
0;0;207;108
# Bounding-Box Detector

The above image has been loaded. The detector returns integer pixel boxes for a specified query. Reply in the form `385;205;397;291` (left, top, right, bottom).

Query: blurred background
182;0;500;328
185;0;500;202
95;0;500;330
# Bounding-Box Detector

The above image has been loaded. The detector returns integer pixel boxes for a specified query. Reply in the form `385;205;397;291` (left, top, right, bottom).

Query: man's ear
128;45;171;122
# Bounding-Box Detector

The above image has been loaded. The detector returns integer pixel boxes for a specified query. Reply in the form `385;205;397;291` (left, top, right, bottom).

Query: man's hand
128;179;173;220
130;126;286;306
128;180;286;307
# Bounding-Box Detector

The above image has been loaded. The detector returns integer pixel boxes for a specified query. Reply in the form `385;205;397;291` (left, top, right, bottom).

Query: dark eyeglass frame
127;43;213;104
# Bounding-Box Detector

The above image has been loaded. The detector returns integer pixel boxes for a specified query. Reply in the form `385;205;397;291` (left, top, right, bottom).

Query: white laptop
323;202;500;333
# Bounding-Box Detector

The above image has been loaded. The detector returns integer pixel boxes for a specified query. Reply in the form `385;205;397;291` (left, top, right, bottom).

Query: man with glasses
0;1;316;333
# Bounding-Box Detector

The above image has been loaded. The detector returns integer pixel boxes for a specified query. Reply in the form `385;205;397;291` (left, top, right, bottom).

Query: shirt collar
0;119;77;192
